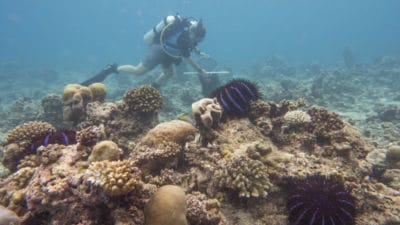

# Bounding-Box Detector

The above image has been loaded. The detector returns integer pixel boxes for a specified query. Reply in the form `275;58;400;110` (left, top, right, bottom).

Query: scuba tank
143;15;181;45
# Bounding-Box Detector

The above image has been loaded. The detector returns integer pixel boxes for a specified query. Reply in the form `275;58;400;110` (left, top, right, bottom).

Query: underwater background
1;0;400;224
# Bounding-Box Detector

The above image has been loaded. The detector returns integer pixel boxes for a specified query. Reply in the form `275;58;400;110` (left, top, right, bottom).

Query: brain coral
144;185;188;225
88;82;107;102
214;155;271;198
123;85;163;113
140;120;197;147
85;160;141;196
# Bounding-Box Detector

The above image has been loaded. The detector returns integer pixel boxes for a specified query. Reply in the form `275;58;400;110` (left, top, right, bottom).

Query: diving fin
81;63;118;86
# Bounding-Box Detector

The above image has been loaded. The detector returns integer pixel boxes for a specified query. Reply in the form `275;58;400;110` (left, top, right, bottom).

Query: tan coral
144;185;188;225
214;155;271;198
192;98;222;129
140;120;197;147
61;83;94;122
88;82;107;102
88;140;123;163
283;110;311;126
85;160;141;196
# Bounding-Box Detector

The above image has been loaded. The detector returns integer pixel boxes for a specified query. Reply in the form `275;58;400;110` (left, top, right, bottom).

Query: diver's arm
184;56;207;75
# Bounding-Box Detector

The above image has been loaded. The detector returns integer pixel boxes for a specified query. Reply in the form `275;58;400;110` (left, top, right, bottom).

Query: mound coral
210;79;260;117
214;155;271;198
123;85;163;113
88;140;123;163
286;174;356;225
61;83;95;122
85;160;141;196
140;120;197;147
88;82;107;102
144;185;188;225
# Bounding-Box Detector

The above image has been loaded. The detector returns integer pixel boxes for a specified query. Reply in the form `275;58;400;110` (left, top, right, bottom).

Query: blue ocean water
1;0;399;70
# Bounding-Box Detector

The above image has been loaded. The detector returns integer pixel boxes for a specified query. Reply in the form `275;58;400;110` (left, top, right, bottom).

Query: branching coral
213;155;271;198
123;85;163;113
85;160;141;196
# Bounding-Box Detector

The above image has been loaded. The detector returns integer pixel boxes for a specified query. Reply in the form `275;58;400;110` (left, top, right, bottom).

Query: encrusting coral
123;85;163;113
85;160;141;196
144;185;188;225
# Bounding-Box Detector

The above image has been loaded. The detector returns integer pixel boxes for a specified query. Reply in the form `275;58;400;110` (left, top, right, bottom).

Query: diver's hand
103;63;119;74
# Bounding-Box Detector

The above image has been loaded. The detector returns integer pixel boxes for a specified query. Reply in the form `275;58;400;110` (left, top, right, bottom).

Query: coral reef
85;160;141;196
210;79;260;117
1;70;400;225
122;85;163;113
144;185;188;225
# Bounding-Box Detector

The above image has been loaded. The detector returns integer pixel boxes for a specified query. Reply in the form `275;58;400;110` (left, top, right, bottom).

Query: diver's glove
103;63;119;75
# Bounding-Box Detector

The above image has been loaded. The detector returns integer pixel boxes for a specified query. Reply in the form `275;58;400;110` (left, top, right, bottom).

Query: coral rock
144;185;188;225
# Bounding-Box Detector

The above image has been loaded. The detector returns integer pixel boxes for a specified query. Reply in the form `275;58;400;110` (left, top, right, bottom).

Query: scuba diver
82;14;216;91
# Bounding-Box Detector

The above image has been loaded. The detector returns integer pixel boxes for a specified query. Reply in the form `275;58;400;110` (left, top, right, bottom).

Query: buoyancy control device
143;15;182;45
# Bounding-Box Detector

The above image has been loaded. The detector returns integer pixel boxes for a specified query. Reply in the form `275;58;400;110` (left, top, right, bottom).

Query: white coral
283;110;311;125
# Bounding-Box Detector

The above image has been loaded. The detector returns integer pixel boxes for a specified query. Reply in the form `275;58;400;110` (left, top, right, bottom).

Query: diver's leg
117;62;149;76
152;64;174;89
